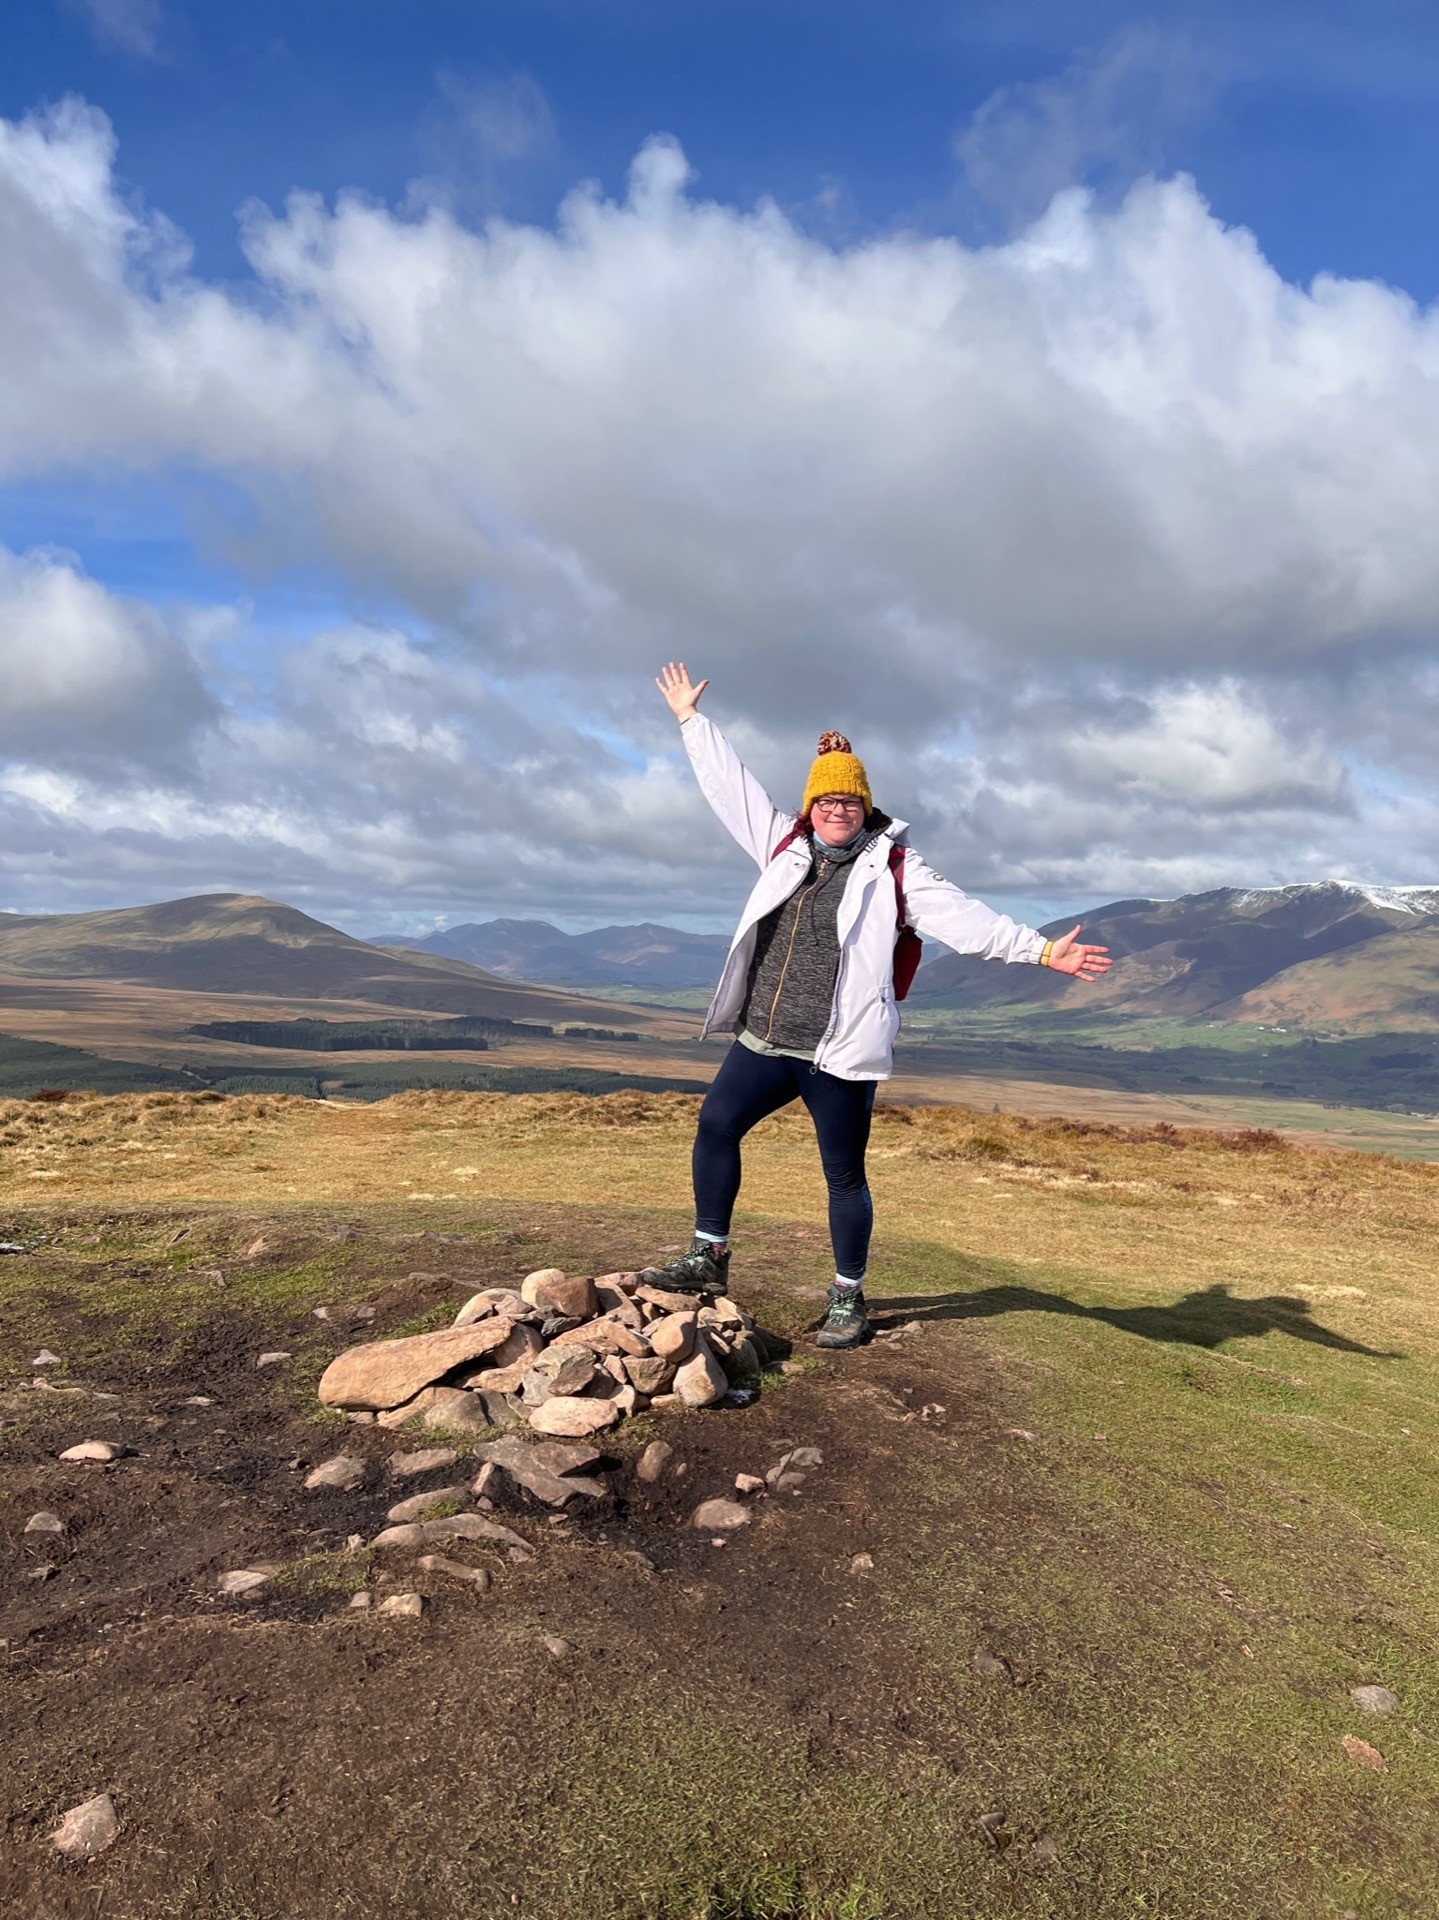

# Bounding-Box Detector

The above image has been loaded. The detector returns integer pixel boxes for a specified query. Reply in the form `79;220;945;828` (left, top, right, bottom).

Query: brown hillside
1219;925;1439;1032
0;895;683;1034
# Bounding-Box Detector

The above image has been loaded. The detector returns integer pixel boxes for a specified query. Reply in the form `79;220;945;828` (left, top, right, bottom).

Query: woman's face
811;794;867;847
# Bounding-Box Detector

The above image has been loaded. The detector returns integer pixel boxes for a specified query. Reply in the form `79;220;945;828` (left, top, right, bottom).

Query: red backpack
770;827;924;1001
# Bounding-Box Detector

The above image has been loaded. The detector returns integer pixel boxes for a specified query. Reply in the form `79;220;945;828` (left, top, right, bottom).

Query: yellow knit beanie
801;730;872;815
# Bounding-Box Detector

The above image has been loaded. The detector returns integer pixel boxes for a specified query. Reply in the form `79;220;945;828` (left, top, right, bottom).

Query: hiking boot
815;1284;868;1349
642;1236;731;1297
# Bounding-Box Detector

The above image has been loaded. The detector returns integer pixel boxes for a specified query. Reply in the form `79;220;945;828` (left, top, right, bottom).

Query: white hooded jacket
683;712;1046;1082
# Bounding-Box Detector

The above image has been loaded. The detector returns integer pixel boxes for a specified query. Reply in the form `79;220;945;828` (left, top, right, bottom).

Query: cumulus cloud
0;545;215;767
0;97;1438;920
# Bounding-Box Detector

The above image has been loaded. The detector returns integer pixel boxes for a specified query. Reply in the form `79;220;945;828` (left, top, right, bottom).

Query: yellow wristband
1040;939;1055;968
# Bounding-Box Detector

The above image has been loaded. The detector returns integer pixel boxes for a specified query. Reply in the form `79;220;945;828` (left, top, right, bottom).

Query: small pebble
59;1441;118;1464
378;1592;425;1618
1351;1684;1399;1716
542;1635;573;1657
348;1590;373;1610
255;1351;290;1368
25;1511;66;1535
218;1569;272;1597
32;1350;62;1368
182;1396;214;1407
734;1473;765;1494
849;1552;875;1575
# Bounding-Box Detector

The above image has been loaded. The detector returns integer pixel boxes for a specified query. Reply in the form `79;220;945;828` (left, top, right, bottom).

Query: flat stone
690;1497;751;1531
734;1474;765;1494
478;1443;606;1507
542;1635;574;1658
452;1292;497;1327
59;1441;118;1463
472;1460;500;1497
609;1383;640;1416
706;1296;747;1325
389;1446;459;1477
788;1446;824;1468
377;1385;492;1435
529;1395;621;1437
378;1591;425;1618
673;1336;728;1409
594;1279;638;1313
474;1355;542;1395
386;1484;467;1523
24;1511;66;1534
347;1590;373;1609
635;1440;674;1483
417;1553;492;1590
637;1283;703;1314
530;1441;604;1476
256;1351;291;1368
648;1312;697;1362
372;1513;530;1551
182;1395;214;1407
1351;1684;1399;1715
317;1320;518;1411
623;1354;674;1395
650;1392;681;1411
303;1453;367;1492
50;1792;119;1861
773;1471;807;1493
218;1568;272;1596
550;1318;652;1359
32;1349;62;1367
519;1268;568;1306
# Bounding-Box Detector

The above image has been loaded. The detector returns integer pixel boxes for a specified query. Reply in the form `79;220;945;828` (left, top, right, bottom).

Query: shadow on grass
875;1277;1399;1357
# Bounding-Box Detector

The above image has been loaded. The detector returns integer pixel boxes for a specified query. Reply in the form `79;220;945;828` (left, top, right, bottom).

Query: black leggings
692;1042;877;1279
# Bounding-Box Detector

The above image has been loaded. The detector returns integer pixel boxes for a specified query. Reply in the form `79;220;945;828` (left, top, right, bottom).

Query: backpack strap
887;841;909;925
769;822;808;862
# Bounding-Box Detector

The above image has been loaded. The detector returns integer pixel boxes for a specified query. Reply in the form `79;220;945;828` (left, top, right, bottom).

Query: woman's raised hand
656;661;709;721
1047;926;1113;982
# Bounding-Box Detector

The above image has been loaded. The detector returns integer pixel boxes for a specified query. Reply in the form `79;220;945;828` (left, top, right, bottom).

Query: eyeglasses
812;796;865;815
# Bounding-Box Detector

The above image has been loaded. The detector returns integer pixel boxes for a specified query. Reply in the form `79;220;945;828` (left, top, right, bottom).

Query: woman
646;662;1112;1348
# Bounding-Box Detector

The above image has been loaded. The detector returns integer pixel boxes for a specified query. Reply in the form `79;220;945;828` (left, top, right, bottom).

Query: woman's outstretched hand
1047;926;1113;982
656;661;709;721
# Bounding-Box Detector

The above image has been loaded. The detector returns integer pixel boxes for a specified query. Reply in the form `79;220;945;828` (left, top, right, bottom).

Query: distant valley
377;918;731;989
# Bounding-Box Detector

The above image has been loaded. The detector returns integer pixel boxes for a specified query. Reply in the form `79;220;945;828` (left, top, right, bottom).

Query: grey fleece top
736;828;881;1058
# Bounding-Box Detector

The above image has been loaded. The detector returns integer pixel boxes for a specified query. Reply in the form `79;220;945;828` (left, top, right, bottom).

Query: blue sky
2;0;1439;934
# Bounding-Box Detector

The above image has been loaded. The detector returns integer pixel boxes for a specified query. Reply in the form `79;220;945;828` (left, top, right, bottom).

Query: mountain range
378;918;731;989
912;881;1439;1029
0;895;678;1033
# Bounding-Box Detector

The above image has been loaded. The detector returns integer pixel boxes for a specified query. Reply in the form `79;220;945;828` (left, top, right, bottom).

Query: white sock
835;1273;864;1290
694;1230;729;1247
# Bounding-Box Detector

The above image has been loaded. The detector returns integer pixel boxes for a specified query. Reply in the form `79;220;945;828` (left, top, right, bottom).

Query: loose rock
417;1553;492;1590
519;1268;568;1306
623;1355;674;1395
849;1552;875;1576
378;1591;425;1618
24;1511;66;1535
648;1312;698;1362
542;1635;574;1658
32;1349;62;1367
1351;1684;1399;1716
59;1441;118;1464
377;1385;492;1435
691;1497;751;1531
303;1454;367;1493
386;1484;467;1523
674;1335;728;1409
256;1351;290;1368
389;1446;459;1477
734;1474;765;1495
50;1792;119;1861
635;1440;674;1483
372;1513;529;1551
347;1590;373;1609
218;1569;273;1597
529;1395;620;1438
530;1441;604;1476
318;1320;518;1411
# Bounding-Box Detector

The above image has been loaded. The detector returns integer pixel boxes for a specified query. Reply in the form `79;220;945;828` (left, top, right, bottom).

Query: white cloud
0;99;1438;920
0;545;215;765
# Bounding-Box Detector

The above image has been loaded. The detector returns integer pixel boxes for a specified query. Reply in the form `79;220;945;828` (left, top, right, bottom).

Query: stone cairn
316;1268;768;1440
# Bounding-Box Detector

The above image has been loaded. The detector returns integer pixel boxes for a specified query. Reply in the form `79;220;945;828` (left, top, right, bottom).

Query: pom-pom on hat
802;730;872;816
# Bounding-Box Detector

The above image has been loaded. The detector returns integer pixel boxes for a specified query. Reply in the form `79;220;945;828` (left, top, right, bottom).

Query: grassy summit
2;1090;1437;1916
